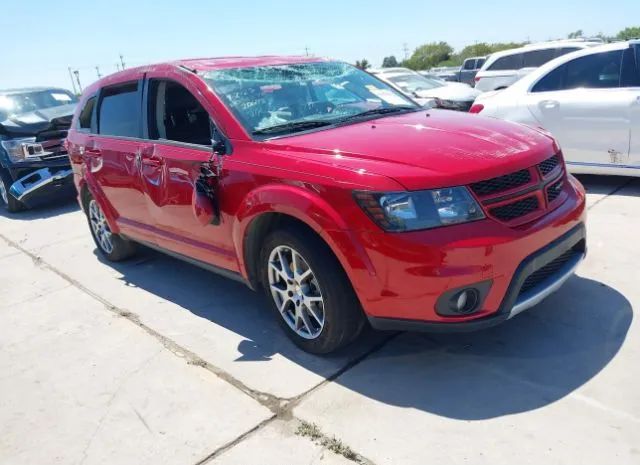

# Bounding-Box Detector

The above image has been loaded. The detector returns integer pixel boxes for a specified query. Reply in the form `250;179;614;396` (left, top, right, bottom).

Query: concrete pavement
0;175;638;465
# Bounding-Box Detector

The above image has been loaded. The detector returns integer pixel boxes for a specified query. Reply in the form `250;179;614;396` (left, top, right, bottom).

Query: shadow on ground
100;243;632;419
3;174;632;418
0;195;79;220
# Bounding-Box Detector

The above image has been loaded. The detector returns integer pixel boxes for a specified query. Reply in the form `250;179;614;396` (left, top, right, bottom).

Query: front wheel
85;195;136;261
260;227;365;354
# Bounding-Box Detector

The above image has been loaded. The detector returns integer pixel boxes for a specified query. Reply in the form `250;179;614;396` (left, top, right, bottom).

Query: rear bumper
368;223;586;332
8;167;75;207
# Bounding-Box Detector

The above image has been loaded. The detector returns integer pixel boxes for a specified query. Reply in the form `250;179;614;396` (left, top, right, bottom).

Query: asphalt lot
1;174;639;465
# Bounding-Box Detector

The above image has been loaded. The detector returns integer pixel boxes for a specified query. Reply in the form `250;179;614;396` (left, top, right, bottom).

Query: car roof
484;39;602;65
0;86;73;95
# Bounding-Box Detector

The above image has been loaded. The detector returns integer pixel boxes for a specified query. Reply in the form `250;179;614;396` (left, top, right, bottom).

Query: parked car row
472;40;640;177
51;56;587;354
428;57;487;86
370;67;481;111
10;41;635;354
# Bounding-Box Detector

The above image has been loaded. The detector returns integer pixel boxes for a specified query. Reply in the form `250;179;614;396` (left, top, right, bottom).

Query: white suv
474;39;603;92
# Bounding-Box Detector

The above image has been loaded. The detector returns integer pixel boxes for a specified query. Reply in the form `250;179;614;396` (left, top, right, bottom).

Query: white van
474;39;603;92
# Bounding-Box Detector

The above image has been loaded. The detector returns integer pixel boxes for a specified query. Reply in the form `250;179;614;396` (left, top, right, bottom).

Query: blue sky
1;0;638;91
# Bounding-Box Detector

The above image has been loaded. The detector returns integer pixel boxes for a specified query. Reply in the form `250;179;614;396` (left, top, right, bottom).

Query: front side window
488;53;524;71
532;50;624;92
564;50;623;89
203;61;417;138
98;82;140;138
0;89;77;121
476;58;486;69
148;80;211;146
463;60;475;70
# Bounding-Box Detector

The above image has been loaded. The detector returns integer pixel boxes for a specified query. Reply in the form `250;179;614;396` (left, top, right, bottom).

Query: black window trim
76;93;98;134
141;75;231;154
96;79;144;140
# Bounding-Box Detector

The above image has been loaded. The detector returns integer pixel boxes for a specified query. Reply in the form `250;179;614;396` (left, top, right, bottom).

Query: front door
140;76;235;269
525;48;634;168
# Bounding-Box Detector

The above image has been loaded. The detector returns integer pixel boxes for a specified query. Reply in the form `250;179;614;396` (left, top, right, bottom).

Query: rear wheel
85;194;136;261
0;169;24;213
260;226;365;354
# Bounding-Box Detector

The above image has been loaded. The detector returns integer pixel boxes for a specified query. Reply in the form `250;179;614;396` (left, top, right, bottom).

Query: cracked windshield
204;61;417;137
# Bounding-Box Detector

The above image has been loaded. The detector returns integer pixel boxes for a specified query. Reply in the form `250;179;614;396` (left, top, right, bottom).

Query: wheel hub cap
267;245;325;339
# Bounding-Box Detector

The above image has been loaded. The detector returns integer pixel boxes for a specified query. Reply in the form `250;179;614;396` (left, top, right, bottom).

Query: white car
474;39;603;92
471;41;640;177
371;68;481;111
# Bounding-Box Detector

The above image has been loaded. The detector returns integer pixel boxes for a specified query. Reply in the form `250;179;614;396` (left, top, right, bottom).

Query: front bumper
351;174;587;328
368;223;586;332
8;167;75;208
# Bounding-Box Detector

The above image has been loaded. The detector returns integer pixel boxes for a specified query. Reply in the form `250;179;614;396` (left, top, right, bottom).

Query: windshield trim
202;61;421;141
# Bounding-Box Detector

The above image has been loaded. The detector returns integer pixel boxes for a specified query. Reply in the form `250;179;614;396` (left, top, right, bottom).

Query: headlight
354;187;485;232
0;137;46;162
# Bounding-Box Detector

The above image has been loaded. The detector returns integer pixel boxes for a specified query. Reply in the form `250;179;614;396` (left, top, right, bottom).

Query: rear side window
98;82;140;138
522;49;556;67
147;80;212;146
487;53;524;71
78;96;96;131
532;50;624;92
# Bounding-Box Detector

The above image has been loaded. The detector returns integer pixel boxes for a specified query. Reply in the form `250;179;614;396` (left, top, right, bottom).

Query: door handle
540;99;559;110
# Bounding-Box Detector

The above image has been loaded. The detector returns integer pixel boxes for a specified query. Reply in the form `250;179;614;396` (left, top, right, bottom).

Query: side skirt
124;236;254;290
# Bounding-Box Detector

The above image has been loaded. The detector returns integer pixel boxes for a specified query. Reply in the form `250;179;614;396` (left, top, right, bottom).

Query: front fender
232;183;377;287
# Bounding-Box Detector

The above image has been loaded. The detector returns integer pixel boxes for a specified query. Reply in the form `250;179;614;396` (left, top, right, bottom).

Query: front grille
470;169;532;196
35;129;68;159
538;155;559;176
489;196;539;221
547;179;563;203
519;248;578;295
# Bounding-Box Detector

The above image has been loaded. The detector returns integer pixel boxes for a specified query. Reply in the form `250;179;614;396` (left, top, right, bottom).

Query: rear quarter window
98;82;141;138
78;96;96;131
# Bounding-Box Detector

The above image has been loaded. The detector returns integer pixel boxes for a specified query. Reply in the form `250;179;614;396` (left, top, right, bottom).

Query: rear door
525;48;635;167
92;80;156;241
140;74;235;269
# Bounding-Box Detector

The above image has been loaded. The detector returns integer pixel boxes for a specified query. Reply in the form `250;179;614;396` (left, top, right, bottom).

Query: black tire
0;169;25;213
259;225;365;354
83;192;136;262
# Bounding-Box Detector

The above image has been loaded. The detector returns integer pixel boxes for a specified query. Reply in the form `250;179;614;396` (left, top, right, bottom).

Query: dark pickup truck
0;87;77;212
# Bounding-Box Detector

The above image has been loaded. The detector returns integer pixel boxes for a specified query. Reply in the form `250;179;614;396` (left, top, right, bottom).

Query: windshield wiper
338;106;418;123
252;120;334;135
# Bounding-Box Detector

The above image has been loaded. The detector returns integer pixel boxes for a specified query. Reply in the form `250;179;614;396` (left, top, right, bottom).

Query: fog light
450;289;479;314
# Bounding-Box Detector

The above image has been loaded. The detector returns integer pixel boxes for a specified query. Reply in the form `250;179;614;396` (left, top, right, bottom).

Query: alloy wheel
268;245;325;339
89;199;114;254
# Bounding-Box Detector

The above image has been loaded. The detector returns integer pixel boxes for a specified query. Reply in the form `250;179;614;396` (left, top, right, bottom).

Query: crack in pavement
0;232;392;465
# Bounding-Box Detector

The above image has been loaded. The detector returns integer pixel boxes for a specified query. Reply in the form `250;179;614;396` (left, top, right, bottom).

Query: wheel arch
233;184;376;293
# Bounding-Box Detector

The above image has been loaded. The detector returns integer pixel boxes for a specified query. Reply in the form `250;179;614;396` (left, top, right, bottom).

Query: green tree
616;26;640;40
567;29;583;39
382;56;399;68
404;42;454;70
355;59;371;70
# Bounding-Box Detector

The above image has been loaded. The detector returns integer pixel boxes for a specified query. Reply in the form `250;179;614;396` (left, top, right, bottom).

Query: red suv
66;57;586;354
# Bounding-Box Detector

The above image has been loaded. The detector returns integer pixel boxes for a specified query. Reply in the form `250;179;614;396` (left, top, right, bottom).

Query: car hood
415;85;481;102
264;110;557;190
0;103;76;137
